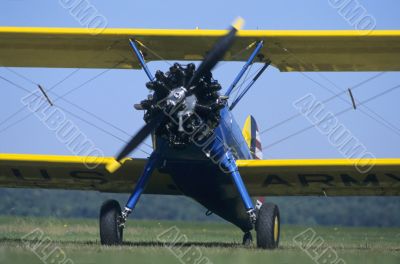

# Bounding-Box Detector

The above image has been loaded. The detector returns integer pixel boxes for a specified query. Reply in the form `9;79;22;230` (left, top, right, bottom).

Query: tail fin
242;115;263;159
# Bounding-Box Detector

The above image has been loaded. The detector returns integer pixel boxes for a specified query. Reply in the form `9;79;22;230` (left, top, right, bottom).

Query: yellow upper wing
0;27;399;71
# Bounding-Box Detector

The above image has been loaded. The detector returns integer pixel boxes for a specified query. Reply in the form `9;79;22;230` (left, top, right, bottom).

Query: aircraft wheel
100;199;123;245
255;203;280;249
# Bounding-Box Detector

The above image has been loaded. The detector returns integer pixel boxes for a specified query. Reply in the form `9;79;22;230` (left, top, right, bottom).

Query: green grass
0;216;399;264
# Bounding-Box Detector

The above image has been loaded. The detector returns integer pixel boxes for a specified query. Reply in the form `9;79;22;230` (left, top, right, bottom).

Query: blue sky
0;0;399;159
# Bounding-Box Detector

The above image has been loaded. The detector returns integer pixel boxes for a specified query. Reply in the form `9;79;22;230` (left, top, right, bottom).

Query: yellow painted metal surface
0;154;399;196
242;116;252;150
0;153;179;194
0;27;399;71
237;159;400;196
274;216;279;242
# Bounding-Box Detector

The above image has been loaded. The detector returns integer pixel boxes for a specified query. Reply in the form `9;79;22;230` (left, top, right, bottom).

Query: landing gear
241;202;280;249
99;199;123;245
242;231;253;246
100;150;161;245
255;203;280;249
218;149;280;249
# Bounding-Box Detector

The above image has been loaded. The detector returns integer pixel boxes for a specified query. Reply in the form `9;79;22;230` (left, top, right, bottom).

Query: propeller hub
173;88;186;99
164;87;187;107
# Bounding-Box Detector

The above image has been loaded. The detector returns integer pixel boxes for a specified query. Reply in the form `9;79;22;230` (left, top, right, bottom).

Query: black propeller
115;113;165;161
106;18;244;173
187;18;243;90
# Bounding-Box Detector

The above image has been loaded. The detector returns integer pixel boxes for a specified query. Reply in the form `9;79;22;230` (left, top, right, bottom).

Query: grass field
0;216;399;264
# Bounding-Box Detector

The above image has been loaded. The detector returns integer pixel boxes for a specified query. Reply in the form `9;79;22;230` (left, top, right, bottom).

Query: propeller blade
186;17;244;89
106;113;165;173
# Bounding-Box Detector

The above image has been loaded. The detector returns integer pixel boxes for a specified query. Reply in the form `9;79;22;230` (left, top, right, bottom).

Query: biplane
1;18;400;249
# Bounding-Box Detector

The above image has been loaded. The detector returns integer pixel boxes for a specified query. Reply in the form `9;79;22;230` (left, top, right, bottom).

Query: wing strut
225;41;264;97
229;61;270;110
128;39;154;81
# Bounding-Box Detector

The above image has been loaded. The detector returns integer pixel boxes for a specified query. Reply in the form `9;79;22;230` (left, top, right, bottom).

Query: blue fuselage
157;106;254;232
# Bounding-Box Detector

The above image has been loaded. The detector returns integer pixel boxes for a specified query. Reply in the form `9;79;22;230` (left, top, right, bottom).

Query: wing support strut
224;41;264;97
229;61;270;110
129;39;154;81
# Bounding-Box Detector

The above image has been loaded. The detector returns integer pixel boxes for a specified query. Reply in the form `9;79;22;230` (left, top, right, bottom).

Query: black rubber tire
100;199;123;245
255;203;280;249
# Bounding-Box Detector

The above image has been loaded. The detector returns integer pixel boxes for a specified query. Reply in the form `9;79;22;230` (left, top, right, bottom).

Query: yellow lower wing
1;154;399;196
237;159;400;196
0;154;180;195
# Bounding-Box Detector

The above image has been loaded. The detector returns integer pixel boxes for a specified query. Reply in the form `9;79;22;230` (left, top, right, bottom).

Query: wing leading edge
0;27;399;71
